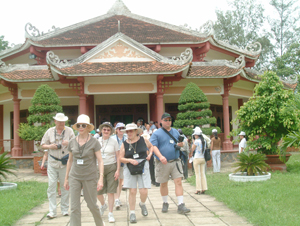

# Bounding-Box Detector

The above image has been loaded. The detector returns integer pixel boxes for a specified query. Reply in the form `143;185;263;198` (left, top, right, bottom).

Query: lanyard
54;129;65;144
101;137;110;155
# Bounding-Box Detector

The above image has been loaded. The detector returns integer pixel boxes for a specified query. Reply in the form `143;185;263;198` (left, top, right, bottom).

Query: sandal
194;191;200;195
201;190;205;194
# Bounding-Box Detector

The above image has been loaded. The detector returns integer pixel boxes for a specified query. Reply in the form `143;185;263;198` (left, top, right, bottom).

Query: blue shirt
150;124;157;131
150;127;181;161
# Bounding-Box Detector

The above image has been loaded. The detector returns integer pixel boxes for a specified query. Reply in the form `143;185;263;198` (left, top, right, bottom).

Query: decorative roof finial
118;20;120;32
107;0;131;15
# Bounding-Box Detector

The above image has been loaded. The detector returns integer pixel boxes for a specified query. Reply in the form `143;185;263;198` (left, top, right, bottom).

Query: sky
0;0;299;46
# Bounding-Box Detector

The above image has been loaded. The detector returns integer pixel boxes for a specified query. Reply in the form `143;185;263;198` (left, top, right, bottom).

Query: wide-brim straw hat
72;114;94;132
99;122;115;135
53;113;68;122
121;123;143;135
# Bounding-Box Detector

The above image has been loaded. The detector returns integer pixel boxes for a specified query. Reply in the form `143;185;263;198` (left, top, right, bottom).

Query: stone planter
33;156;43;173
0;182;18;191
265;154;291;172
229;172;271;182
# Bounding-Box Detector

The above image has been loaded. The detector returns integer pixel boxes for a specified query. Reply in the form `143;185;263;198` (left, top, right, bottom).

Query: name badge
170;140;174;144
102;154;106;159
133;154;139;159
77;159;84;165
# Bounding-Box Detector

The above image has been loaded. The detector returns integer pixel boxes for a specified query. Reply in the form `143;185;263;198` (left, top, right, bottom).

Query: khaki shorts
123;160;151;189
155;158;183;183
98;163;119;195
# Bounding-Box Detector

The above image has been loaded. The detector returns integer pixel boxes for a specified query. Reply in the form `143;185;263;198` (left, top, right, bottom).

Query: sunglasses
126;130;135;133
76;124;87;129
163;119;172;122
118;127;125;130
102;128;111;132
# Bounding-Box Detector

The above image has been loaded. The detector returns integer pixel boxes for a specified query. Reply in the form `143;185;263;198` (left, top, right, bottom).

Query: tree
18;84;62;142
0;36;9;51
268;0;300;56
173;82;220;137
213;0;274;69
231;71;300;155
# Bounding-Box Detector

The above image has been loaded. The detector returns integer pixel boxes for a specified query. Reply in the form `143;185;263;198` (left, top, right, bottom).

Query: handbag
127;159;146;175
204;148;211;162
50;154;69;165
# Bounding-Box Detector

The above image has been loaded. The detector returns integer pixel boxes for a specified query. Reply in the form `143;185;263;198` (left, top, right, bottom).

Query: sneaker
62;212;69;216
177;203;190;214
162;202;169;213
46;213;57;219
139;203;148;216
100;203;108;216
115;199;121;210
108;213;115;223
130;213;137;223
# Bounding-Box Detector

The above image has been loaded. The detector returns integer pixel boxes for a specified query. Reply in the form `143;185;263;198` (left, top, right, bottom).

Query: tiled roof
188;65;241;78
56;61;189;75
33;15;205;46
0;65;53;82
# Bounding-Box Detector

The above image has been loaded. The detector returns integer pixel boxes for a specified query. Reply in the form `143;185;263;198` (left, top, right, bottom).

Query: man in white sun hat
238;131;247;153
41;113;75;219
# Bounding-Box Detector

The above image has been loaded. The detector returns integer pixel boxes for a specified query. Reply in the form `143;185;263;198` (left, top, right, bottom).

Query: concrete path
9;164;252;226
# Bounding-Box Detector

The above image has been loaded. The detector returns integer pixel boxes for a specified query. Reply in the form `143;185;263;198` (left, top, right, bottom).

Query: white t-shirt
239;138;247;153
98;137;119;165
194;139;205;159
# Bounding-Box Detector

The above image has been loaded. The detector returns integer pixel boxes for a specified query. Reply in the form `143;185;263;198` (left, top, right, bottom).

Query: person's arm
64;151;73;191
41;151;48;170
114;143;120;181
152;146;167;165
95;151;104;191
145;138;153;161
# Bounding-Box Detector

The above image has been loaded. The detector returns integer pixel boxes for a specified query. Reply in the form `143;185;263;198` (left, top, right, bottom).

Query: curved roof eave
0;41;31;59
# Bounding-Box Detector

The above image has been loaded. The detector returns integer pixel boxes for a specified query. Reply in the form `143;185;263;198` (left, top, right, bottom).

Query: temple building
0;0;296;157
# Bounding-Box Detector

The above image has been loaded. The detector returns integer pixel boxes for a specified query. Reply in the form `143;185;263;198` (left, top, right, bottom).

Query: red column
79;94;87;115
88;95;95;124
222;92;233;150
156;75;164;125
238;98;244;110
11;98;22;156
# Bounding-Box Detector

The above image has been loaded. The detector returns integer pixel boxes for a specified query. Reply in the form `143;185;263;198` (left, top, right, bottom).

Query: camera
57;144;62;149
174;135;185;150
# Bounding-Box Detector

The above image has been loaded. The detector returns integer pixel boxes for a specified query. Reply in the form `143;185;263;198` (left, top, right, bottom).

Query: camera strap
162;127;178;143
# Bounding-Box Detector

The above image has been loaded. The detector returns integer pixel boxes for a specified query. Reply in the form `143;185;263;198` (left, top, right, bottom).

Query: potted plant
229;152;271;182
0;151;17;190
18;84;62;174
231;71;300;171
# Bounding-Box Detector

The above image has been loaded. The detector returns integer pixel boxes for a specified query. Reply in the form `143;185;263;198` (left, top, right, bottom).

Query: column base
222;140;233;150
11;147;22;157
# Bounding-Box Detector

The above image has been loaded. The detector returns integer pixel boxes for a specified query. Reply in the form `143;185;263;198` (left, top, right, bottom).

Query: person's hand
64;179;69;191
50;144;58;149
159;156;167;165
97;179;103;191
41;163;45;170
130;159;139;165
177;142;184;147
114;171;119;181
146;152;152;161
62;140;69;146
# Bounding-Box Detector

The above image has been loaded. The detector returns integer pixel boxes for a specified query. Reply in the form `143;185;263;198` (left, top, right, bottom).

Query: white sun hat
53;113;68;122
72;114;94;132
121;123;143;135
238;131;246;136
212;129;218;133
192;126;202;136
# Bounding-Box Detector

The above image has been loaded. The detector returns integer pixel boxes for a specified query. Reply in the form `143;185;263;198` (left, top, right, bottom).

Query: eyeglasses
118;127;125;130
163;119;172;122
102;129;111;132
76;124;87;129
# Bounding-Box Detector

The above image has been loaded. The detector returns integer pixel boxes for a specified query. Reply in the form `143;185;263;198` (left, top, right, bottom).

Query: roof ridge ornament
25;23;60;39
280;74;298;84
107;0;131;15
180;20;214;37
244;42;262;55
161;48;193;65
225;55;245;69
0;59;8;71
46;51;68;67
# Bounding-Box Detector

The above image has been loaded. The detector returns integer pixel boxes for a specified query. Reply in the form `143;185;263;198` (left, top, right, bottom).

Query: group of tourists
40;111;246;226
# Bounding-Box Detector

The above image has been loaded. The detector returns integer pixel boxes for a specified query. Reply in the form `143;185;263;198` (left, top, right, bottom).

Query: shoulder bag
127;159;146;175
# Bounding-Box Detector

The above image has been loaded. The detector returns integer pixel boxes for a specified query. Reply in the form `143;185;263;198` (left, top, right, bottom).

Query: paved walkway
9;163;252;226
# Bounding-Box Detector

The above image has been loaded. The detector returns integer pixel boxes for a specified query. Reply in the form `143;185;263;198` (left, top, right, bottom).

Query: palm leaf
0;151;17;184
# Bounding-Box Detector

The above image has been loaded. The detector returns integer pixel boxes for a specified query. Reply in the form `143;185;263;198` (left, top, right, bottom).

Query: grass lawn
0;181;48;226
187;153;300;226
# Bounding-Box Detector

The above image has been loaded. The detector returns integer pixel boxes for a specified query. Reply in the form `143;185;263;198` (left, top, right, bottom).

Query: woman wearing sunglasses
97;122;120;223
64;114;104;226
119;123;153;223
